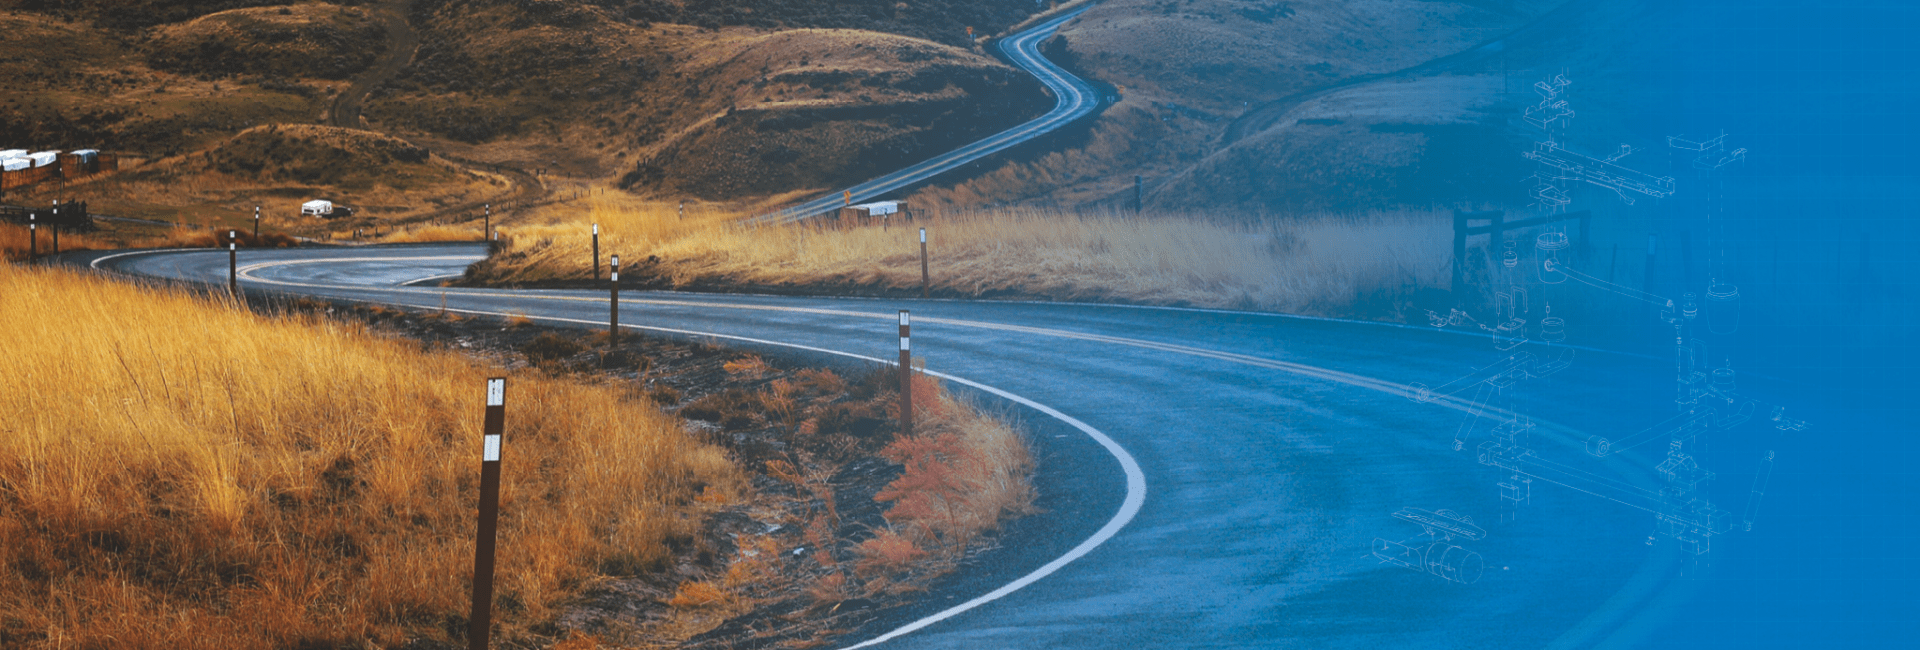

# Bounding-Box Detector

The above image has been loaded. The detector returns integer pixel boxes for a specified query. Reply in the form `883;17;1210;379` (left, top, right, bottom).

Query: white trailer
850;201;902;216
301;200;335;217
2;158;28;172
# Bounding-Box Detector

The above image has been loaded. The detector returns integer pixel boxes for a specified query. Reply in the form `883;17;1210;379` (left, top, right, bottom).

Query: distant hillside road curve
760;4;1102;223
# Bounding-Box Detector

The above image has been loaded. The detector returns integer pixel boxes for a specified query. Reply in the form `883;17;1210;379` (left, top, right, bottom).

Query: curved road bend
81;243;1722;649
760;5;1103;223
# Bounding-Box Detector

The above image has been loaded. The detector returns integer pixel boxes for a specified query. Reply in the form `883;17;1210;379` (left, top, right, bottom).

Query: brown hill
907;0;1574;214
370;0;1047;199
146;3;389;80
94;124;504;227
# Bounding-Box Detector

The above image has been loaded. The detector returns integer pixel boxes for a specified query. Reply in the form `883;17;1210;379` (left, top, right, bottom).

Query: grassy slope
370;0;1050;200
906;0;1571;213
0;263;740;648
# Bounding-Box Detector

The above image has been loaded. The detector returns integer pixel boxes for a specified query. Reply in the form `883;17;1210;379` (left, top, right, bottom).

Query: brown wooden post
228;231;238;298
591;223;601;281
919;228;930;299
609;255;621;344
898;310;912;437
469;378;506;650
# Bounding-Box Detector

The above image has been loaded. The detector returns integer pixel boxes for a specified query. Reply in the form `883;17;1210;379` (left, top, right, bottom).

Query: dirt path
327;0;419;129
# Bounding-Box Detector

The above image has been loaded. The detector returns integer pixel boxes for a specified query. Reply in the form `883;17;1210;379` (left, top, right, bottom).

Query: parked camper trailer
301;200;334;217
0;150;26;160
2;158;27;172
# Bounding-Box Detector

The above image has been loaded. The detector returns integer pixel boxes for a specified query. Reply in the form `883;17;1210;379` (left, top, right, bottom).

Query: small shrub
666;581;729;608
855;530;926;576
521;332;584;364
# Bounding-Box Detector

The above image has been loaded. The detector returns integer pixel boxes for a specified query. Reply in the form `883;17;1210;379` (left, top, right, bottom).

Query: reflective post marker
919;228;930;299
609;255;621;344
228;230;238;297
50;201;60;255
591;223;601;281
27;214;35;261
899;310;912;436
469;378;506;650
483;204;491;241
253;205;261;240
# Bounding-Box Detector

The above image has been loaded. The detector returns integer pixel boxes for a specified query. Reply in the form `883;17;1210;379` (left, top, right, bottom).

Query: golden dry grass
472;194;1450;317
0;224;114;261
0;263;739;648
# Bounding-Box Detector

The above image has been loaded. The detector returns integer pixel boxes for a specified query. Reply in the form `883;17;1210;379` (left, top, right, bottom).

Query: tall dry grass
0;264;739;648
1;224;113;261
470;195;1452;318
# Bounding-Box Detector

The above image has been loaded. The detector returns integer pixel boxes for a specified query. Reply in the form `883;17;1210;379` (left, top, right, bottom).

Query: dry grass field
457;195;1452;319
0;263;742;648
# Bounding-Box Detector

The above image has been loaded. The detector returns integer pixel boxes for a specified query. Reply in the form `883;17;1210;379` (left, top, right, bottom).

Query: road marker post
27;214;35;262
919;228;930;298
51;201;59;255
469;378;507;650
253;205;261;241
228;230;238;298
609;255;621;344
591;223;601;280
899;310;912;436
483;204;491;241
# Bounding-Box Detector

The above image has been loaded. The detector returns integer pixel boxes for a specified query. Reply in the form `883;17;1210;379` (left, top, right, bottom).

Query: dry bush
0;264;739;648
379;224;487;244
467;195;1450;319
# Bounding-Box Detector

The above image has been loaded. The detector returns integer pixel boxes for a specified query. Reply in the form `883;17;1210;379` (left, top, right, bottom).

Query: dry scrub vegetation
464;195;1451;318
0;224;113;261
0;263;741;648
636;361;1034;646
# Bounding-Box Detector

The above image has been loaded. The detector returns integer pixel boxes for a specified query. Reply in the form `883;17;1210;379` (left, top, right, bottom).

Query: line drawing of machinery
1372;508;1489;584
1415;84;1803;555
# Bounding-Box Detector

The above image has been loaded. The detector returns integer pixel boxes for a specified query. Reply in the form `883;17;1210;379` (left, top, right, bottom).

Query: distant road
758;5;1103;223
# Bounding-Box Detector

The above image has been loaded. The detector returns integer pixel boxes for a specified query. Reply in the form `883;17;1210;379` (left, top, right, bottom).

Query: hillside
906;0;1578;213
87;124;506;229
370;0;1049;200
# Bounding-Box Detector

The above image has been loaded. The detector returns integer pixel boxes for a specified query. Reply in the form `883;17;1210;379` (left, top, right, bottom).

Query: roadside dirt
275;298;1029;649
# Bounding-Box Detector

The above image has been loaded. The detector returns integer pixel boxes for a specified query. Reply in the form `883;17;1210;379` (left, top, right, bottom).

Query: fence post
228;230;238;298
609;255;620;344
899;310;912;436
591;223;601;281
919;228;930;299
469;377;507;650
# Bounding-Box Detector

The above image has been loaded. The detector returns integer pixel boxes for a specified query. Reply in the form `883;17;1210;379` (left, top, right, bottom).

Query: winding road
70;242;1810;649
757;5;1103;223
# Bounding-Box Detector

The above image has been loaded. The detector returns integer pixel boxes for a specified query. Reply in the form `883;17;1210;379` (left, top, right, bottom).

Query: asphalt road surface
759;5;1103;223
67;242;1842;648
